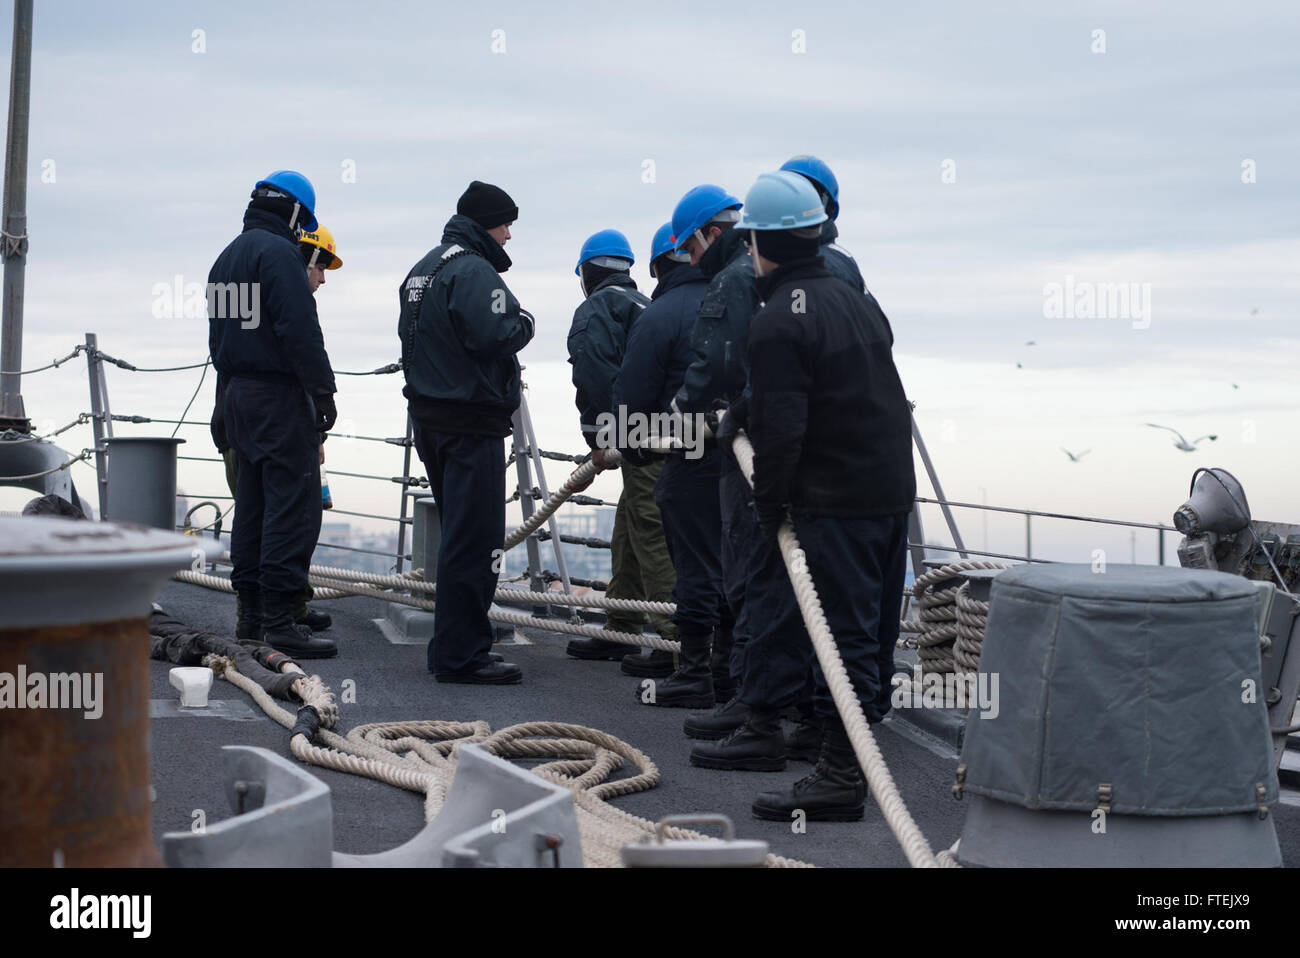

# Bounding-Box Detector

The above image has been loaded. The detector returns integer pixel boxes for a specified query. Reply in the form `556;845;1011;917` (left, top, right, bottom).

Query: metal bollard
0;516;220;866
103;436;184;528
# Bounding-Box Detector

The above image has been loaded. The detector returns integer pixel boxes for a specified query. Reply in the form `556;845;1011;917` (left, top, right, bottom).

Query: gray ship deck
148;579;1300;868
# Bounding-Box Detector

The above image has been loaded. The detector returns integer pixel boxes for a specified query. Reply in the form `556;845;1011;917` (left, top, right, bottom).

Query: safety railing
2;334;1191;592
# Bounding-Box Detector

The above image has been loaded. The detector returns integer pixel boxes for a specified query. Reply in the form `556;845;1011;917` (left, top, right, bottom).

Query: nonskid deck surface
148;580;1300;867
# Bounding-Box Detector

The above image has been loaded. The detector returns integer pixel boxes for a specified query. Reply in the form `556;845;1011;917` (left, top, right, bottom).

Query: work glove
313;393;338;433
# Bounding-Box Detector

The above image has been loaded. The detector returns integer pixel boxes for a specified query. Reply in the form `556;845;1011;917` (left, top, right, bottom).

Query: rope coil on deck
903;561;1008;674
214;660;809;867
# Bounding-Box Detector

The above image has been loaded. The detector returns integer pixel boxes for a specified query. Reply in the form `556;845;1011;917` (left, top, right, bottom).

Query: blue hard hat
738;171;829;231
575;228;634;275
649;222;691;277
650;223;677;264
254;170;318;231
670;184;742;251
780;155;840;220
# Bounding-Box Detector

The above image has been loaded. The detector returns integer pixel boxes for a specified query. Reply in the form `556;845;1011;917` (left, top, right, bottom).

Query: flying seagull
1145;423;1217;452
1025;340;1037;346
1061;447;1091;462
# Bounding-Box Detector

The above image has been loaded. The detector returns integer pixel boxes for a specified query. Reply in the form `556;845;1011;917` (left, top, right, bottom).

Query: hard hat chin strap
750;230;765;279
288;201;302;232
308;247;321;271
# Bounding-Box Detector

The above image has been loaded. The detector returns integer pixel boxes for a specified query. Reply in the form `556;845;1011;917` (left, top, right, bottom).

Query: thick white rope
731;429;957;868
503;455;615;552
904;562;1007;674
213;660;808;867
173;568;681;653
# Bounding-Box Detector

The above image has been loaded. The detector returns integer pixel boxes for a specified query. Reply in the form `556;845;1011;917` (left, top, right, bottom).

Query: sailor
563;230;679;664
398;181;534;684
778;155;866;294
688;171;916;824
613;223;735;707
666;184;757;717
208;170;338;659
213;223;343;636
774;154;886;754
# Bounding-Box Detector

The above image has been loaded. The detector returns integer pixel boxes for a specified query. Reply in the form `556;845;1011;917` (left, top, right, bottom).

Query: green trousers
604;461;677;641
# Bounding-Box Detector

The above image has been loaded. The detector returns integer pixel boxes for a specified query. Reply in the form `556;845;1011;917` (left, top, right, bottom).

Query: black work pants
739;512;909;726
412;425;506;675
225;377;321;596
719;448;760;677
654;451;730;635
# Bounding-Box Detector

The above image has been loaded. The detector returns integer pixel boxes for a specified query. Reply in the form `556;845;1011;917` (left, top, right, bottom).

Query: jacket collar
441;214;512;273
650;264;706;300
242;206;298;243
590;272;638;295
757;256;828;301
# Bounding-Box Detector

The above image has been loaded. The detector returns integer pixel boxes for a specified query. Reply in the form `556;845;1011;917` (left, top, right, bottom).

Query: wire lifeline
0;448;92;481
0;345;84;375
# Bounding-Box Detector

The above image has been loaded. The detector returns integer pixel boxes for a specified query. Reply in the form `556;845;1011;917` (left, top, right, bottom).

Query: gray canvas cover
959;563;1277;816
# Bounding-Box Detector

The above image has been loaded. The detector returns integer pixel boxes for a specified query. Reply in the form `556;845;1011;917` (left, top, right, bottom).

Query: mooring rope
730;429;963;869
174;568;681;653
904;561;1008;674
212;658;808;867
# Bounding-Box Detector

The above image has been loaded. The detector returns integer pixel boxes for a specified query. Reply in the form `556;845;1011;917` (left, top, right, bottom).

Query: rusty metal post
0;517;219;866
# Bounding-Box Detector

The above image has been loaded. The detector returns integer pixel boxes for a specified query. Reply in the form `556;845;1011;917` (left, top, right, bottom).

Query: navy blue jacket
566;274;649;449
747;257;914;524
818;219;865;294
208;207;335;399
615;265;708;421
673;228;759;414
398;215;535;437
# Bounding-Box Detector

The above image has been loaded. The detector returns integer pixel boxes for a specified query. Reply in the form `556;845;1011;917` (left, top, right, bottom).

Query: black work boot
683;696;751;740
263;590;338;659
690;708;786;771
566;637;635;661
235;589;262;647
751;732;866;821
636;631;713;708
784;719;822;763
621;649;676;678
295;587;332;632
710;622;737;702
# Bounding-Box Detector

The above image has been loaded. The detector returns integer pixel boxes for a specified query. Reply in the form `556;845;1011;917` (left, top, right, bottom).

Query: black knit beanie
457;180;518;230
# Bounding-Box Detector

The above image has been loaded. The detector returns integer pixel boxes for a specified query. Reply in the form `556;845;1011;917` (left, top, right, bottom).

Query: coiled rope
210;655;808;867
902;562;1007;674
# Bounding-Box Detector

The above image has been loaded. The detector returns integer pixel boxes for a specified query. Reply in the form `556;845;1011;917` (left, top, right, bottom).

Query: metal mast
0;0;33;432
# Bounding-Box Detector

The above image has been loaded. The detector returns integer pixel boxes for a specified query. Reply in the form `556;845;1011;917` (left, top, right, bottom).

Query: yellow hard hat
298;225;342;270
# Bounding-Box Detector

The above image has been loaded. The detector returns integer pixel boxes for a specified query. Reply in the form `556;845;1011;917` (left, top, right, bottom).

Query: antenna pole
0;0;33;431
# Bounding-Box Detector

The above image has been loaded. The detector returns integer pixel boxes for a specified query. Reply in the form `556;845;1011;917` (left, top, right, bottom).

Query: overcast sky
3;0;1297;563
